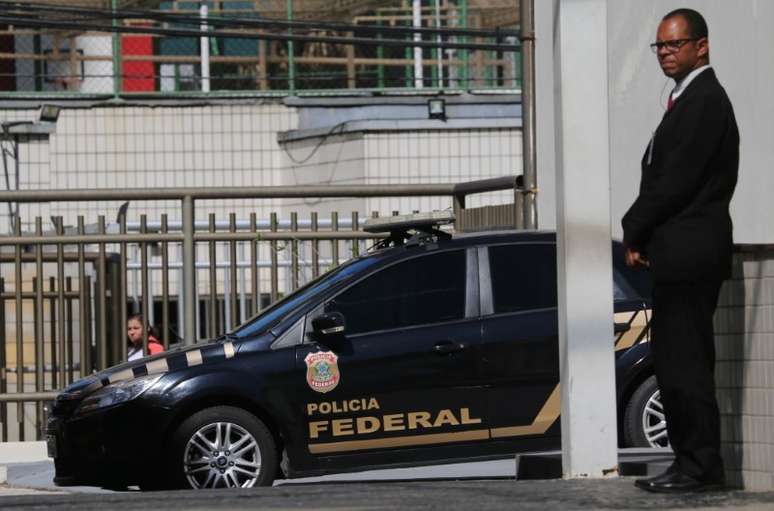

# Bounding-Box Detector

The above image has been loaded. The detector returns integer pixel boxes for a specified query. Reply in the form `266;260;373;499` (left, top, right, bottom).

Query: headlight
76;374;162;415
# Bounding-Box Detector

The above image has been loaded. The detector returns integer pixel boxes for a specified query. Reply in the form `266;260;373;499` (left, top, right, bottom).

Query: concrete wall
716;248;774;491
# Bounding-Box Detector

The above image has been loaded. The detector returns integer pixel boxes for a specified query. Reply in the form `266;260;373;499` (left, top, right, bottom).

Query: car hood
58;339;240;401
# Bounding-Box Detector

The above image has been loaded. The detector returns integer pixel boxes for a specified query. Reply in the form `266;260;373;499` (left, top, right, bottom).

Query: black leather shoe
635;470;725;493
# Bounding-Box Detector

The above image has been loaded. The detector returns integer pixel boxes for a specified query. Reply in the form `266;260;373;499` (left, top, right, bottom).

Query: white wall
537;1;774;244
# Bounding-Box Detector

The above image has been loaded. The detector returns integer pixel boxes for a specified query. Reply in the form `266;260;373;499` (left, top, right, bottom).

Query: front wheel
623;375;670;448
170;406;278;489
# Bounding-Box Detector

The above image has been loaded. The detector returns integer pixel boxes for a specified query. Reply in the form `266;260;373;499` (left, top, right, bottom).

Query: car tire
168;406;278;489
623;375;670;448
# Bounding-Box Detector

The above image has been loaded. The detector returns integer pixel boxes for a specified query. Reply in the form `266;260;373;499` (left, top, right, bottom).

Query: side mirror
312;312;346;338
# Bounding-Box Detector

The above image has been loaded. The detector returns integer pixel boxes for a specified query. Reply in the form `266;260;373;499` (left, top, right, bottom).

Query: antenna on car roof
363;211;455;249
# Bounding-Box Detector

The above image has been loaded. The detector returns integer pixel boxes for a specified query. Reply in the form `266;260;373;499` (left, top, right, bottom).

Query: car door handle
433;341;466;354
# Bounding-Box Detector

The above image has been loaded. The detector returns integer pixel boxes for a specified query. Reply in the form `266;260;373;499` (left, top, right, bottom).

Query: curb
0;441;49;484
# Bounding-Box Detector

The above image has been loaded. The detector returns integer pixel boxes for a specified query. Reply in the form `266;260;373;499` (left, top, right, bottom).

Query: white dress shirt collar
671;65;711;101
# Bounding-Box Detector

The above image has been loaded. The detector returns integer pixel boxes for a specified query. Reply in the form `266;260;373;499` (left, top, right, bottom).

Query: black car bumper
47;401;171;487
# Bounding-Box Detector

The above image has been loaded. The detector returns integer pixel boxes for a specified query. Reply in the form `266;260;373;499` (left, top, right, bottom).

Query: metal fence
0;0;520;96
0;175;520;441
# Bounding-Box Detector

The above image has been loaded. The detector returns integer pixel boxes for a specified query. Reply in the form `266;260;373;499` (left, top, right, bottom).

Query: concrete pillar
554;0;618;478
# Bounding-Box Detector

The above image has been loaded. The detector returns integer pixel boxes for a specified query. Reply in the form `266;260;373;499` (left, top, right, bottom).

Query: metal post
112;0;121;97
554;0;617;478
200;1;211;93
460;0;469;89
182;195;196;345
521;0;538;229
56;218;66;388
435;0;443;88
287;0;295;94
13;217;23;440
413;0;424;88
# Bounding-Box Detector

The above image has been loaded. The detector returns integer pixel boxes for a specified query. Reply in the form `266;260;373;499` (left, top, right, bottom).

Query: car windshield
232;255;381;339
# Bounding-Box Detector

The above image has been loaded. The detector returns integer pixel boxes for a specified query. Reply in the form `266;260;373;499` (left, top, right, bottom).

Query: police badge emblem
304;351;340;393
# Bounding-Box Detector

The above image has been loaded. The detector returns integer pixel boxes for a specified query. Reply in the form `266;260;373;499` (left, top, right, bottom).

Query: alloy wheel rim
183;421;262;489
642;390;670;448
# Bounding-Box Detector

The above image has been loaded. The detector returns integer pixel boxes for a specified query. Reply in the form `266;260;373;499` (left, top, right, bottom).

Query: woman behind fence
126;313;165;361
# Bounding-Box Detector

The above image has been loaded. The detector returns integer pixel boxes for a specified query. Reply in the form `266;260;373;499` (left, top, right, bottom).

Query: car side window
489;243;557;313
328;250;466;335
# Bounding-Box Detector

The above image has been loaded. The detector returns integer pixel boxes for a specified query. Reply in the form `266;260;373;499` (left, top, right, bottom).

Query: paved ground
1;458;773;510
2;477;774;510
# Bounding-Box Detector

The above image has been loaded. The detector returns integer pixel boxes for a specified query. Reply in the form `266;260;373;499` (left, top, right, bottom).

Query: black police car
47;213;662;490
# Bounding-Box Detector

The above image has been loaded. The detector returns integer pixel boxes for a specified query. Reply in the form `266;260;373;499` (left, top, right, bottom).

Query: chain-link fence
0;0;520;95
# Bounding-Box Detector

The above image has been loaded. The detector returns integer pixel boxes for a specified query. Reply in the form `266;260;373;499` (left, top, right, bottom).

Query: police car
47;212;661;490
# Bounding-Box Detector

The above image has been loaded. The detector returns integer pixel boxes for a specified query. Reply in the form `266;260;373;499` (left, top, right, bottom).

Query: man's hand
624;247;649;268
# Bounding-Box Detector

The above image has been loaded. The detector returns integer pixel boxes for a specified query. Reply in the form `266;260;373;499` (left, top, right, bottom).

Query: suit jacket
622;68;739;283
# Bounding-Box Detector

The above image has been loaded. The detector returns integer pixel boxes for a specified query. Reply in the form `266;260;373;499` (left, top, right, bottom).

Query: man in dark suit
622;8;739;493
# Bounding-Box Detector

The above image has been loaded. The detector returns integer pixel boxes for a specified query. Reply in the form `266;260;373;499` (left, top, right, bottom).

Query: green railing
0;0;521;98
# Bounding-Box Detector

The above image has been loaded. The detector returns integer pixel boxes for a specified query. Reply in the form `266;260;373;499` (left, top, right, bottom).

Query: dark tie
667;94;675;111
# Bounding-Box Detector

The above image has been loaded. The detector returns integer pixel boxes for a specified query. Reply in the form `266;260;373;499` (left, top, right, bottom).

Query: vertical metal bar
0;278;7;441
84;276;92;374
453;193;466;228
249;212;258;314
97;216;108;369
331;211;339;267
77;217;88;377
287;0;295;94
229;213;238;330
13;217;24;440
412;0;423;88
520;0;537;229
311;212;319;278
351;211;360;257
290;212;299;291
48;277;56;386
377;21;385;90
140;215;149;355
182;196;196;345
119;214;127;362
346;31;355;89
33;218;44;419
111;0;121;97
460;0;468;89
161;215;170;349
435;0;442;88
32;276;42;440
200;1;211;93
270;212;278;303
65;277;73;384
208;213;217;338
56;217;66;389
238;242;246;324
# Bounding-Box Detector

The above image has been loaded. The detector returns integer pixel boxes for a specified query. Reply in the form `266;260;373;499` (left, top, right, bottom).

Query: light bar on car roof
363;211;455;233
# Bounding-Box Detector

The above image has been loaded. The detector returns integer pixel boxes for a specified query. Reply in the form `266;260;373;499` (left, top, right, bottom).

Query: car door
290;247;487;471
479;242;562;451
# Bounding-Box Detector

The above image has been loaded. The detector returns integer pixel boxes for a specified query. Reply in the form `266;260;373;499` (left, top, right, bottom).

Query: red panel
121;34;155;92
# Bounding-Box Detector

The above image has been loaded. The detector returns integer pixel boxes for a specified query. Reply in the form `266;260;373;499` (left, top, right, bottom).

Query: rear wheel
624;375;670;448
169;406;278;489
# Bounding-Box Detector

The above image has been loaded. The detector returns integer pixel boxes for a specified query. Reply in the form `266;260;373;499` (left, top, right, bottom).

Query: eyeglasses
649;38;698;53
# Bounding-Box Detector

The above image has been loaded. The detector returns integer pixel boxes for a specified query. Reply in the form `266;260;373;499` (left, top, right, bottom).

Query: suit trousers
650;279;724;481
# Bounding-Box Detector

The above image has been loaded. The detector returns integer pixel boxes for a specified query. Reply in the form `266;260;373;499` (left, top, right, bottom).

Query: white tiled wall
716;249;774;490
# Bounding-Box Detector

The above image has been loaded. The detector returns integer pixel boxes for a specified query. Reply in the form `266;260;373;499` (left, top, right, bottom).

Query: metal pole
521;0;537;229
111;0;121;97
200;1;211;93
182;195;196;345
435;0;443;88
287;0;295;94
413;0;424;88
460;0;468;89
